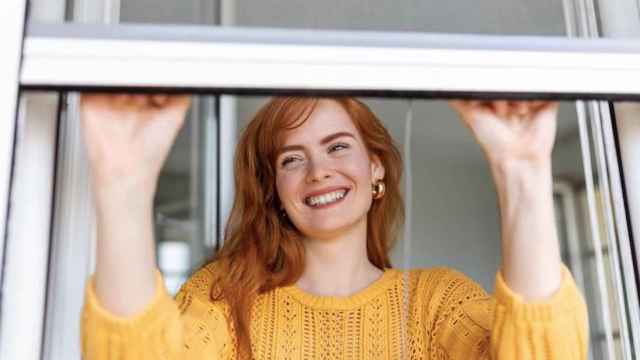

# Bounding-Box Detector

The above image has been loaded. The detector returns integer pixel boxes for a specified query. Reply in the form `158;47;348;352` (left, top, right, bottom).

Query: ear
370;154;385;182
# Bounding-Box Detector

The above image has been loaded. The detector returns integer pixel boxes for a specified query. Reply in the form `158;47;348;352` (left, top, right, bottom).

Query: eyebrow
278;131;356;156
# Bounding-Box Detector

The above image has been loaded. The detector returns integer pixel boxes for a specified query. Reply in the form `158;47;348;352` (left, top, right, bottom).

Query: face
275;100;385;240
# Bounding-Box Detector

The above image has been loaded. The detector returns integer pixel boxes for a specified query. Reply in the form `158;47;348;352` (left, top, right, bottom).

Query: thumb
167;95;192;111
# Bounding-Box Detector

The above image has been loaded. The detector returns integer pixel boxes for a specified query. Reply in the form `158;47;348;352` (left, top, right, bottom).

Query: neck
296;219;384;297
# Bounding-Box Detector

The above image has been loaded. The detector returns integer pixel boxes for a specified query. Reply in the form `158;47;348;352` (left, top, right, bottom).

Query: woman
80;95;588;359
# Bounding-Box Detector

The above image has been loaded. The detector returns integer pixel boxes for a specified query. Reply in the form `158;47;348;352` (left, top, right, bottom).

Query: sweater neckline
280;268;401;310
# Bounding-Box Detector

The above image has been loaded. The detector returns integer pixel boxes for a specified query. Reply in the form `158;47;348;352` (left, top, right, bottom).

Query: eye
281;155;302;168
329;142;350;153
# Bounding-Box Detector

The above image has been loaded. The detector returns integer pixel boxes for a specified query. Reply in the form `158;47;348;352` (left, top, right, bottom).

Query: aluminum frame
20;23;640;98
564;0;640;354
0;0;28;357
42;94;98;360
0;0;27;290
599;102;640;357
0;94;59;360
576;101;617;359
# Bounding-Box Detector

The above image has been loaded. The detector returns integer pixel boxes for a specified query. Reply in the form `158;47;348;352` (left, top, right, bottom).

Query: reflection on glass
152;94;633;358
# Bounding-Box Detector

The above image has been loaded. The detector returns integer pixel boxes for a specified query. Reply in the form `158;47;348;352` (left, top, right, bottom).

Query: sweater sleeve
490;264;589;359
426;264;588;360
80;267;233;360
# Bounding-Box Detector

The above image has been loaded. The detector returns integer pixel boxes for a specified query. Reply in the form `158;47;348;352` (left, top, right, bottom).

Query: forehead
282;99;359;145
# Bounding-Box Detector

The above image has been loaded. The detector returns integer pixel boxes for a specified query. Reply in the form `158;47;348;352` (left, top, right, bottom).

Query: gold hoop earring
372;181;386;200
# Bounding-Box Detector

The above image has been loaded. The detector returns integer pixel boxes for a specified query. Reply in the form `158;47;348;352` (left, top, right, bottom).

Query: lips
304;187;350;208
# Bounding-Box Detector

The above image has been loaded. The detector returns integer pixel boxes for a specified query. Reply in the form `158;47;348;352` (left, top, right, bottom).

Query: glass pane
232;0;565;35
29;0;567;36
154;96;219;294
120;0;218;24
41;90;638;359
29;0;639;41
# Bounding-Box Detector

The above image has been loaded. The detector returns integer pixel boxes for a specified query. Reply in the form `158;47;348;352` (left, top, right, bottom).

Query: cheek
338;147;374;179
340;157;372;183
276;171;302;203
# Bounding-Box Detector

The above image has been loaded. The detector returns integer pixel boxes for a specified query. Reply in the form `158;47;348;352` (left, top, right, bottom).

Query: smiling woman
80;94;588;360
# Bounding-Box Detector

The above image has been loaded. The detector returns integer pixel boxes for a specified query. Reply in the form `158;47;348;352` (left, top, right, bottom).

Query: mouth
304;188;350;209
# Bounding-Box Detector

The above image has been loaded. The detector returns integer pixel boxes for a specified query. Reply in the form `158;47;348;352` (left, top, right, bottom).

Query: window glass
154;96;218;293
29;0;566;36
231;0;565;35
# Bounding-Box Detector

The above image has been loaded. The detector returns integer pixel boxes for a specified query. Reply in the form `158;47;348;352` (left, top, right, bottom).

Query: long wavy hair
208;97;404;358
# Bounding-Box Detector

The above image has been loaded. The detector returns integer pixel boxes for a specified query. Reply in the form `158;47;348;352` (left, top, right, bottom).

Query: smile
304;188;349;208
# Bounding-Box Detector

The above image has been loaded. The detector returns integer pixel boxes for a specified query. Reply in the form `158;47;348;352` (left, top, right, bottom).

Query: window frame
0;0;27;288
20;23;640;98
0;1;31;359
2;2;640;360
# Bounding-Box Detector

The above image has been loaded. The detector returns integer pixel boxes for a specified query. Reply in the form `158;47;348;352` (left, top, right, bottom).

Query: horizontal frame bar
21;24;640;100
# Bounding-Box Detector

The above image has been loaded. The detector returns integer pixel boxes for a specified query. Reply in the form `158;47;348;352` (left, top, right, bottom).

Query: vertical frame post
0;0;27;288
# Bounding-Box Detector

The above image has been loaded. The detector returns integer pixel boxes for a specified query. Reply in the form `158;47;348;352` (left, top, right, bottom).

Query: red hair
208;97;404;358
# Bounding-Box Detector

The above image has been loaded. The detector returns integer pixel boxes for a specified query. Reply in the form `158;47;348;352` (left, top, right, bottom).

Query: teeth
307;190;347;207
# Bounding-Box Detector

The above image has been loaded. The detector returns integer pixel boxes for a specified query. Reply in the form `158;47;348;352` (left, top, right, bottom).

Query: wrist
92;176;157;207
489;157;552;183
489;158;553;206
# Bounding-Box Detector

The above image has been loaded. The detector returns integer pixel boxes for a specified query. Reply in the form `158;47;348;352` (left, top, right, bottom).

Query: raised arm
443;100;588;359
80;93;191;316
80;94;235;360
449;100;561;300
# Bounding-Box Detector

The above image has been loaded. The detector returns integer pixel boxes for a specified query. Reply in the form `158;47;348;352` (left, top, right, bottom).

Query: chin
299;216;365;240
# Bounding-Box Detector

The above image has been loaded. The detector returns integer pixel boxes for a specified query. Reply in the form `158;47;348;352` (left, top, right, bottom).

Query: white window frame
0;0;27;287
20;23;640;96
2;2;640;360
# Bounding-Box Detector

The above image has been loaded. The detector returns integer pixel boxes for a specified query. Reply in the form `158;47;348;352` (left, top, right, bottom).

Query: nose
305;156;332;183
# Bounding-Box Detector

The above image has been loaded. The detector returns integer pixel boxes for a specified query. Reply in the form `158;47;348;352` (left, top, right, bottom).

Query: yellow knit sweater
81;263;588;359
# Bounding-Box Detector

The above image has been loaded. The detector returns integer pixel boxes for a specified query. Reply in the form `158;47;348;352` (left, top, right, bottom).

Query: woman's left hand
449;100;560;166
450;100;563;301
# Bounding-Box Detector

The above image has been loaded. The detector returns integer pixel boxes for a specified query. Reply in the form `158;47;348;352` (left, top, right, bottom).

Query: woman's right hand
80;94;191;194
80;93;191;316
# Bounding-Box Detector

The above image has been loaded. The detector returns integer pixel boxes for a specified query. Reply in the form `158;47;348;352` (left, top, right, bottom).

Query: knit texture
81;263;588;359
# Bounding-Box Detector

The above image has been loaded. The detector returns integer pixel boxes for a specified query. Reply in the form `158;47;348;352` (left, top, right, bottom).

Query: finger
164;95;191;113
169;95;191;107
513;101;530;116
536;100;558;109
448;99;471;113
530;100;547;109
79;93;114;116
493;100;509;119
80;92;112;105
79;93;98;108
79;92;101;102
113;94;131;107
477;101;498;113
538;101;560;114
150;94;170;107
130;94;148;107
448;100;477;130
521;101;558;118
